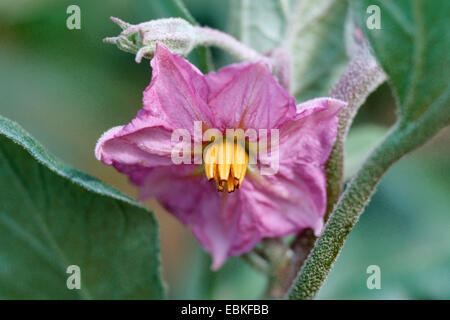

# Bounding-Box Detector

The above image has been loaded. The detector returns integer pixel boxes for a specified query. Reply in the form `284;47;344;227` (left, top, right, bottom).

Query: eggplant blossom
95;43;346;269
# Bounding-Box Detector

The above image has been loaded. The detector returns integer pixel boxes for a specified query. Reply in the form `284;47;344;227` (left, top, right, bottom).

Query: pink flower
95;43;346;269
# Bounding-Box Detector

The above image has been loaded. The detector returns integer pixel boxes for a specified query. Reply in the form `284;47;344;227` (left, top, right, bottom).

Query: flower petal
136;161;327;268
139;165;241;269
240;163;327;239
96;44;213;174
143;43;214;132
278;97;346;165
95;109;191;168
206;62;296;131
95;43;347;269
136;165;261;269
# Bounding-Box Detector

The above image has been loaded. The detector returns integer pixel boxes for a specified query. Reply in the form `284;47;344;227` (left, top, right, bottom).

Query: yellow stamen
203;139;249;192
233;142;247;189
217;140;232;182
204;143;217;180
227;166;235;193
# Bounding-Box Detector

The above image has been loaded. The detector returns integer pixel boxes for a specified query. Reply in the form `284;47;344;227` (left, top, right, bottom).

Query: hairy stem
287;127;401;299
272;43;386;299
267;229;315;298
195;27;269;64
326;43;386;219
287;90;450;299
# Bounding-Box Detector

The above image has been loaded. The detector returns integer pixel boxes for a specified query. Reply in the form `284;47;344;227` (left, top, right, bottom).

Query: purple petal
136;161;327;269
205;62;296;131
95;109;191;169
240;164;326;238
137;166;251;269
279;98;346;165
95;44;347;269
143;43;214;133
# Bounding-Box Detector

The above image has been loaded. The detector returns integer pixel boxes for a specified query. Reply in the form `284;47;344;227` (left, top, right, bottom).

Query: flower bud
104;17;197;63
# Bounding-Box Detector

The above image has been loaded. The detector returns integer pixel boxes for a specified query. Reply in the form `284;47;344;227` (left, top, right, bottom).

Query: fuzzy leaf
0;116;164;299
228;0;290;53
352;0;450;124
286;0;349;101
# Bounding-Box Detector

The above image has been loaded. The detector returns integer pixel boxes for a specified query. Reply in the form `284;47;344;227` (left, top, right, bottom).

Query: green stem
287;127;401;299
325;43;386;219
195;27;269;64
286;90;450;299
273;43;385;299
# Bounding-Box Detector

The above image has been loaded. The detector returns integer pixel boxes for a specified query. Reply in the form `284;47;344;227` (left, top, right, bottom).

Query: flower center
203;138;249;193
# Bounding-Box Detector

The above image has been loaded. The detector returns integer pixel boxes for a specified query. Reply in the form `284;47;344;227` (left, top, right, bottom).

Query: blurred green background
0;0;448;299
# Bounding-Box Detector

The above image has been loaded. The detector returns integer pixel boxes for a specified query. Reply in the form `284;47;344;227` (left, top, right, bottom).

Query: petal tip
94;125;124;163
211;256;226;270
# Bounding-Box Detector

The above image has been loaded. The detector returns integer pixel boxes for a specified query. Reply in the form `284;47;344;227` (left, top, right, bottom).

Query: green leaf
228;0;290;53
0;115;164;299
228;0;348;100
352;0;450;124
286;0;348;101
